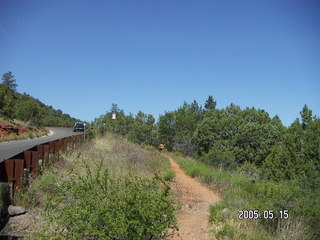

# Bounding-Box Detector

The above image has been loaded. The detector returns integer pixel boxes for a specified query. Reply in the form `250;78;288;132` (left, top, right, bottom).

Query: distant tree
110;103;120;114
174;101;203;138
204;95;217;111
271;115;282;126
158;100;203;153
286;118;304;154
172;135;198;156
1;71;17;91
200;147;237;170
15;99;41;125
225;103;241;115
129;111;156;145
194;106;281;165
158;112;176;150
0;84;15;119
300;104;312;130
270;114;287;145
194;109;234;155
303;117;320;173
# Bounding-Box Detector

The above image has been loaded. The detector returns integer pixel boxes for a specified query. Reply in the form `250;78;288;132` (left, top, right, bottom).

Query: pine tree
110;103;120;114
204;95;217;111
1;71;17;91
300;104;312;130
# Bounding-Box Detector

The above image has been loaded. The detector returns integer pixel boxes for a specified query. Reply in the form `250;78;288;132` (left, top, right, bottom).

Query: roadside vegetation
0;71;80;126
17;133;176;239
94;96;319;240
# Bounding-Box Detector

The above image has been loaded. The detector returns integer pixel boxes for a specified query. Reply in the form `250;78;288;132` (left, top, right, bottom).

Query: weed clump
38;163;176;240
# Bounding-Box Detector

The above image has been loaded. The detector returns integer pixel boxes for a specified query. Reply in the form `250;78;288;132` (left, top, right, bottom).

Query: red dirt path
167;155;221;240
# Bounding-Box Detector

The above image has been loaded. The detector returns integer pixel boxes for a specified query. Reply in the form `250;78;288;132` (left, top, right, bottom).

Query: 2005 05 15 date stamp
238;210;289;220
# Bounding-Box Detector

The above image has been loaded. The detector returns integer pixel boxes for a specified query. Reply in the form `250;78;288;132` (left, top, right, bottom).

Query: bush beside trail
17;134;177;240
174;155;319;240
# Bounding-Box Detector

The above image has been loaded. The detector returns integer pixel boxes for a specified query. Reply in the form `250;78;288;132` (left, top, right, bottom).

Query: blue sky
0;0;319;126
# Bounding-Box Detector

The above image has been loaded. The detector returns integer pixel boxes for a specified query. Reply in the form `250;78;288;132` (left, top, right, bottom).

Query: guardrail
0;134;85;199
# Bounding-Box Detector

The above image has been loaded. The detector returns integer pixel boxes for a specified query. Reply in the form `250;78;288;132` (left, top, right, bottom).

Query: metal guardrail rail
0;134;85;198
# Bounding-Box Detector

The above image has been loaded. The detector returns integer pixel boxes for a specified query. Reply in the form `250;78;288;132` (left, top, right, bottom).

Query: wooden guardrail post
54;140;59;158
23;151;32;170
37;145;44;159
4;159;24;198
31;151;39;177
43;144;49;166
48;141;54;154
14;160;24;190
4;160;14;184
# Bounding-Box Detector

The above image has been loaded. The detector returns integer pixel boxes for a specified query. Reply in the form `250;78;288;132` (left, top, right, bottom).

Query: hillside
0;119;48;142
0;77;80;127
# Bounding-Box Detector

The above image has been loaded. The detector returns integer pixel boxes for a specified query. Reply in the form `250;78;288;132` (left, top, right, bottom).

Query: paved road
0;127;83;162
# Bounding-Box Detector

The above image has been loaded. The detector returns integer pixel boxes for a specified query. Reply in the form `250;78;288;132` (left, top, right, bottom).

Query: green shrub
237;161;262;180
261;145;294;181
201;148;237;170
40;165;176;240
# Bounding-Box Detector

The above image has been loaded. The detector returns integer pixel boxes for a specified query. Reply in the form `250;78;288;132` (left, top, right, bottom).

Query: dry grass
274;219;314;240
15;133;176;239
0;131;47;142
61;133;166;178
0;118;32;128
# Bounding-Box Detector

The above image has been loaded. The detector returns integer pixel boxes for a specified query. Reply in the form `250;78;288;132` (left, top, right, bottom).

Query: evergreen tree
1;71;17;91
0;84;15;119
300;104;312;130
261;144;294;181
204;95;217;111
158;112;176;150
110;103;120;114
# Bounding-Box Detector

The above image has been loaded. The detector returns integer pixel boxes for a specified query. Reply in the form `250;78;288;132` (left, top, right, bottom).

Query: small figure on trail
158;143;165;152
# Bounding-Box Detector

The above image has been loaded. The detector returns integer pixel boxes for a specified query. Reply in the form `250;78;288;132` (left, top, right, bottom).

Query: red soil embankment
0;122;46;139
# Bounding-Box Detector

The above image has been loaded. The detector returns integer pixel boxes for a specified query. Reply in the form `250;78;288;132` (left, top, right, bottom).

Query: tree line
0;72;80;126
95;96;319;184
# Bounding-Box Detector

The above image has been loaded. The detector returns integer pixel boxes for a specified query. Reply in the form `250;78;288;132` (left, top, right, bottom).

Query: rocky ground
0;206;42;240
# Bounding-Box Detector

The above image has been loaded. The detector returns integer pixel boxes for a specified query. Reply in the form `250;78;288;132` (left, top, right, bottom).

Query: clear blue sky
1;0;319;126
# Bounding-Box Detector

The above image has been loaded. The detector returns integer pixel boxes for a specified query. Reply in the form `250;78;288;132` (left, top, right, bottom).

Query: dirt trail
167;155;221;240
